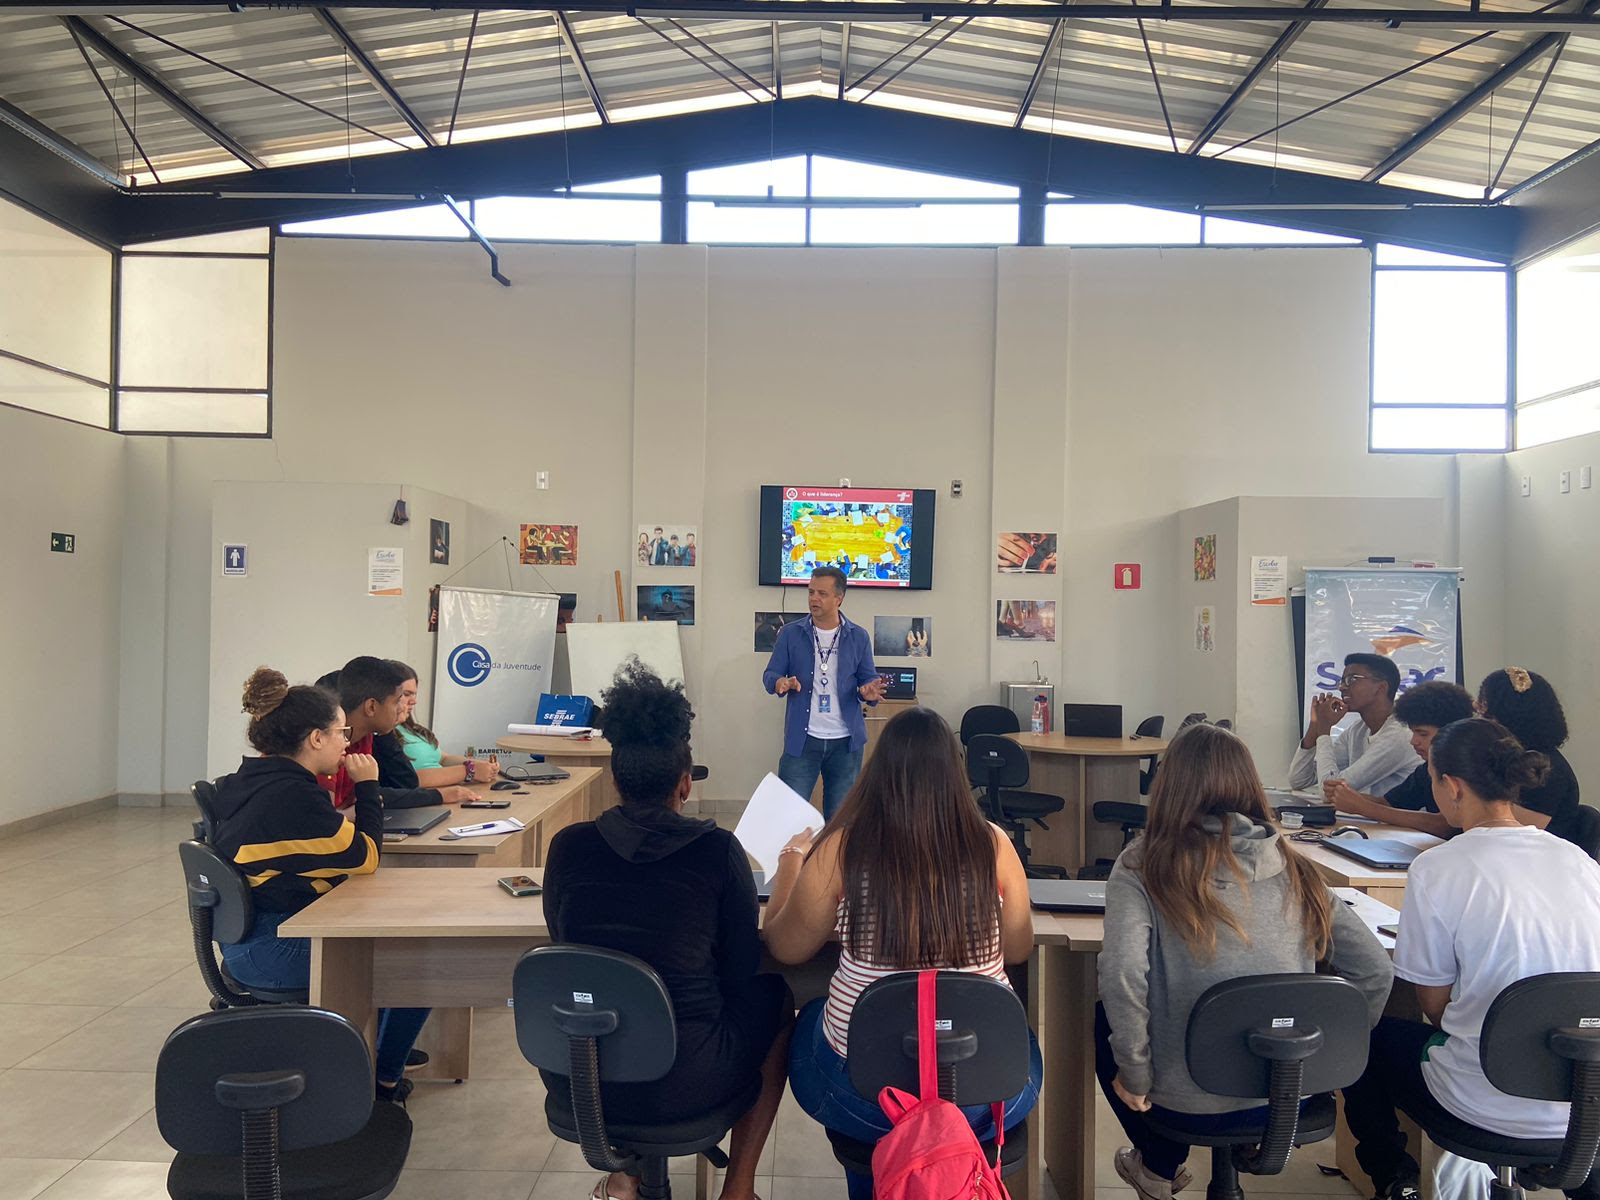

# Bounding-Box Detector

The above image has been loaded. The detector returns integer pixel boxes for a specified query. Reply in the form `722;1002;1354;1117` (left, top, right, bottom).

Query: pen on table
455;821;499;834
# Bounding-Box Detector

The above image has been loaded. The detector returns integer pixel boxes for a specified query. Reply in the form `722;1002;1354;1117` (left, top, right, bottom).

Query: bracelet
779;845;806;858
464;759;476;783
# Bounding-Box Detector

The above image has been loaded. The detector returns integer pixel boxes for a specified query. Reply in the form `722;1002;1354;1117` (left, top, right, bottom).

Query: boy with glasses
1288;653;1417;798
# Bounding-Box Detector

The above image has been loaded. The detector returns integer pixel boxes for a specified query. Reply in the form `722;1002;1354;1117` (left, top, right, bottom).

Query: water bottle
1031;695;1047;735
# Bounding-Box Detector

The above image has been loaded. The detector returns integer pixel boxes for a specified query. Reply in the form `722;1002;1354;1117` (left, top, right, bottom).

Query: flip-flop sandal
590;1174;634;1200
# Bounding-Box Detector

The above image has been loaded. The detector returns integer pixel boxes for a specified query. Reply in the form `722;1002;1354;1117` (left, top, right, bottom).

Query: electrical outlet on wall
1561;470;1572;494
1521;475;1532;497
536;471;549;490
951;479;963;498
1583;466;1594;490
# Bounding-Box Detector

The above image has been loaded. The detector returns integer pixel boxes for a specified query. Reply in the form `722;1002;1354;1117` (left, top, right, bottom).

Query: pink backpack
870;971;1011;1200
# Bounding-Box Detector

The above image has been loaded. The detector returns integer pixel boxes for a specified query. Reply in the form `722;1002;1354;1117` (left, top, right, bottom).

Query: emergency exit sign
50;533;75;553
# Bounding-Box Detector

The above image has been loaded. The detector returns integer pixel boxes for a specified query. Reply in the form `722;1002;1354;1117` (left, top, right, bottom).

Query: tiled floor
0;807;1365;1200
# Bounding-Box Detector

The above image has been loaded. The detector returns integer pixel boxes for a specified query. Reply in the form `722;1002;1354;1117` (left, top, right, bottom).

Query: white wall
0;405;124;823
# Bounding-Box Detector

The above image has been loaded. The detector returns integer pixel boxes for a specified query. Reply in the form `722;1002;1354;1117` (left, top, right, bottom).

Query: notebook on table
1027;880;1108;913
382;806;451;836
1319;838;1423;871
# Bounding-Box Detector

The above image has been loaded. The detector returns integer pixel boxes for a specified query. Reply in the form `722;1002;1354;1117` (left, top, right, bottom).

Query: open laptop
879;667;918;700
1063;703;1123;739
1027;879;1108;913
1319;838;1424;871
383;806;451;836
752;870;773;902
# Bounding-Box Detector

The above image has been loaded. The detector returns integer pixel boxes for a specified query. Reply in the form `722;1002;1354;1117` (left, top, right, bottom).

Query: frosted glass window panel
1045;204;1201;245
1517;384;1600;448
1516;228;1600;403
687;202;805;244
1370;406;1508;452
1372;271;1506;407
810;204;1018;245
130;228;270;254
1203;217;1358;245
474;195;660;242
0;355;110;427
117;390;268;435
0;196;112;382
1375;243;1500;267
281;205;466;238
687;157;808;198
809;157;1017;199
118;255;269;390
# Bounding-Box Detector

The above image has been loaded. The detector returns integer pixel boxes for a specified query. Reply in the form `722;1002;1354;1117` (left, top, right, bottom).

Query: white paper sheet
733;773;825;875
506;724;596;737
446;817;527;838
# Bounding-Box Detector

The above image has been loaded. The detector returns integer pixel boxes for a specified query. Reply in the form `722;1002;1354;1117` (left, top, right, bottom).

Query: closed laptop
1027;880;1108;912
382;806;451;836
1063;703;1123;739
1320;837;1423;871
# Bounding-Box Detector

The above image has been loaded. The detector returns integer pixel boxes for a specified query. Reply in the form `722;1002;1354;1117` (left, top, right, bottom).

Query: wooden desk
379;767;599;871
496;733;618;820
1004;734;1168;872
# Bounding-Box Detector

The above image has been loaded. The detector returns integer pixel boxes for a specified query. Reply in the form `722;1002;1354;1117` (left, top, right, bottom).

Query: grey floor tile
0;1006;110;1070
767;1178;848;1200
403;1078;557;1171
0;956;187;1007
468;1005;543;1080
0;1159;77;1200
18;1007;196;1073
390;1168;539;1200
60;904;191;962
0;955;48;985
772;1093;844;1179
32;1160;170;1200
0;913;132;959
118;964;215;1010
0;1070;154;1158
86;1110;170;1164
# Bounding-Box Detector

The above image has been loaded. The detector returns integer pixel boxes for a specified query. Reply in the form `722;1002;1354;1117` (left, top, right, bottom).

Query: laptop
879;667;918;700
752;870;773;902
1263;789;1337;827
382;806;451;836
508;762;571;784
1027;880;1108;913
1063;703;1123;739
1319;838;1424;871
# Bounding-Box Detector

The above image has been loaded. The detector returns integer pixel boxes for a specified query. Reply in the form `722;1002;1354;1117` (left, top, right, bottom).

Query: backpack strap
916;969;939;1101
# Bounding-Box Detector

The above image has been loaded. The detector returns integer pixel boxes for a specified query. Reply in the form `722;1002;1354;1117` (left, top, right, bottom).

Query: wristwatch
464;759;477;783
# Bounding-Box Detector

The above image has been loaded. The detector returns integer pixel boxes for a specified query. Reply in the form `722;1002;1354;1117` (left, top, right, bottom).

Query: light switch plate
1583;466;1594;490
1521;475;1531;496
1561;470;1572;494
536;470;549;490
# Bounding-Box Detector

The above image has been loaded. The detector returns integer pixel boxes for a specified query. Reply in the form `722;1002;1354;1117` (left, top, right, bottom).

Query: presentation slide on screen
778;486;916;588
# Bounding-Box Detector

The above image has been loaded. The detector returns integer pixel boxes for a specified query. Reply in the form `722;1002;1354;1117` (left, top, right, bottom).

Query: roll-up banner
432;586;559;751
1302;568;1460;727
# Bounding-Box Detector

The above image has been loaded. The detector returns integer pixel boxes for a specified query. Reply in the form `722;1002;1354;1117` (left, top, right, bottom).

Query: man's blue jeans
222;911;430;1085
778;736;863;821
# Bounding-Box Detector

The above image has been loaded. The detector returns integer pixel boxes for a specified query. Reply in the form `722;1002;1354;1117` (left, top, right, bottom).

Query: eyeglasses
332;725;352;741
1338;674;1375;688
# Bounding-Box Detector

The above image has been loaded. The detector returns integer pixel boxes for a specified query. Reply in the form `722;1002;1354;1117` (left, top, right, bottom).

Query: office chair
965;734;1069;879
156;1007;412;1200
1134;714;1166;794
1077;715;1164;880
180;839;309;1010
514;945;757;1200
1407;973;1600;1200
191;779;220;844
1142;975;1370;1200
959;707;1071;855
825;972;1033;1185
1569;806;1600;862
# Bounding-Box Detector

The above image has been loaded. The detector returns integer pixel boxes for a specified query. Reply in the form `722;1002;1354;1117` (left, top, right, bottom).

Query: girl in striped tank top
764;707;1043;1200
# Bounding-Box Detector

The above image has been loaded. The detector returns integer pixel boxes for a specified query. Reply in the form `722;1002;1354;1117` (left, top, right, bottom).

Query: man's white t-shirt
808;624;850;740
1395;825;1600;1139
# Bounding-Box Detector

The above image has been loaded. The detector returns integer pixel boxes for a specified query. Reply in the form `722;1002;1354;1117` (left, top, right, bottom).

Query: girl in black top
542;663;793;1200
1478;668;1582;843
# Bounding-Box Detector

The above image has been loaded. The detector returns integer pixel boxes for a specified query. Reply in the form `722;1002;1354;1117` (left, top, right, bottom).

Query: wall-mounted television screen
758;486;936;589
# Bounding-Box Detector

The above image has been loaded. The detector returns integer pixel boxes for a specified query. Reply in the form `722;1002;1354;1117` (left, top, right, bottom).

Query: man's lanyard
814;620;842;690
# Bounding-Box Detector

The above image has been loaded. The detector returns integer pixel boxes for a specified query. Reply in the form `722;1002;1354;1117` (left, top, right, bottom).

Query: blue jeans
222;912;430;1085
788;998;1043;1200
779;737;863;822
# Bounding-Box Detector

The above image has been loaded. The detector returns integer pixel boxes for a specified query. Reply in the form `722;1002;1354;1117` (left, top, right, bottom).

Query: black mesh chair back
826;971;1032;1180
180;840;307;1009
514;945;750;1200
192;779;220;843
1145;975;1369;1200
959;705;1020;746
1569;807;1600;861
156;1007;411;1200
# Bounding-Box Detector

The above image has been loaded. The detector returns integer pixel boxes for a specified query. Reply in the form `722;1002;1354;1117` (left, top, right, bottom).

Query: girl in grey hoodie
1097;724;1394;1200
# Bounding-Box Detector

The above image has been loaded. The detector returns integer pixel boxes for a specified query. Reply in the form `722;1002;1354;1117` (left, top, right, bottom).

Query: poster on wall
1194;606;1216;653
430;520;450;565
874;616;933;658
431;586;559;750
639;585;695;625
996;532;1058;574
367;547;403;596
520;523;578;565
1250;554;1288;606
754;611;806;652
638;525;698;566
996;600;1056;642
1193;534;1217;581
1302;567;1459;727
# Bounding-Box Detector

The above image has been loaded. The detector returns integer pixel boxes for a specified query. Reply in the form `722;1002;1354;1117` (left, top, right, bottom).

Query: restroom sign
1113;563;1141;590
222;544;248;577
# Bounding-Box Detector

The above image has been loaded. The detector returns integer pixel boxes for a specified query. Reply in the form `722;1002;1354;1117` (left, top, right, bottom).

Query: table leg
410;1007;474;1082
1033;945;1097;1200
309;936;378;1071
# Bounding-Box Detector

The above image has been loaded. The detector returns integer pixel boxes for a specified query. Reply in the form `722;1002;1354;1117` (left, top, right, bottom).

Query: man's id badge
818;694;832;713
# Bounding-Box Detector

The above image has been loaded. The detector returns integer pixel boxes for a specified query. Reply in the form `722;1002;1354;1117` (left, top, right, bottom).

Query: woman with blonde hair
1098;723;1393;1200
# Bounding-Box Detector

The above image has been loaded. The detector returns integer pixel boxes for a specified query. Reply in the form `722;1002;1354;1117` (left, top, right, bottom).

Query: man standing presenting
1289;652;1417;798
763;566;887;819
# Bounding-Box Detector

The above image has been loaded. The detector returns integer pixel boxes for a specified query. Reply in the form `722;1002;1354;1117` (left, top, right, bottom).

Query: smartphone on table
462;798;512;809
498;875;542;897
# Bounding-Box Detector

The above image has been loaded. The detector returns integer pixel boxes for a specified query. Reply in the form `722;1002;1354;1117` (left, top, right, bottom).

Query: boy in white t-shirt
1341;717;1600;1200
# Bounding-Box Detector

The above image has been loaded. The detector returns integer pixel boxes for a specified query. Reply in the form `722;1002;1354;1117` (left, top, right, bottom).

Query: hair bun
1489;734;1549;791
242;667;290;719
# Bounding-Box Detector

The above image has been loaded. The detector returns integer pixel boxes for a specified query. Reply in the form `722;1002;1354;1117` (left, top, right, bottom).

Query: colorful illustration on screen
779;487;914;586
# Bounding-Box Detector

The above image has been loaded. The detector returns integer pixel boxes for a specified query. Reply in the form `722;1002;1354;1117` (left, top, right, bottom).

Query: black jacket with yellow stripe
211;755;382;919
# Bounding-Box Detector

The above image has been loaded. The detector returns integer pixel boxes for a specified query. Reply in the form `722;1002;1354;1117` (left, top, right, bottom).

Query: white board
566;621;685;702
433;587;559;752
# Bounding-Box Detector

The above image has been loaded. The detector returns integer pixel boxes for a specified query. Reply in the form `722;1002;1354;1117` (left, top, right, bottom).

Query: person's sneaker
376;1077;414;1105
1373;1176;1422;1200
1115;1148;1194;1200
405;1048;430;1070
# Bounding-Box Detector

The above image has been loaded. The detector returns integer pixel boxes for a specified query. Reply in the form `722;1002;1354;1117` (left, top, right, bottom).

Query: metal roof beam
837;22;851;100
771;23;784;99
60;16;264;169
1014;23;1067;129
1185;0;1326;155
312;9;438;147
555;12;610;125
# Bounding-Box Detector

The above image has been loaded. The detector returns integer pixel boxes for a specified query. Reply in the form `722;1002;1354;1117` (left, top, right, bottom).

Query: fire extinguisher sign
1113;563;1141;590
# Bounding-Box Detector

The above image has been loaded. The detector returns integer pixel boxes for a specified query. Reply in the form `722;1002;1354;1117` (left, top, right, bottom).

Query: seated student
1342;718;1600;1200
320;658;471;809
765;707;1041;1200
1476;667;1581;842
210;668;430;1103
1326;680;1474;838
541;663;791;1200
385;661;500;789
1289;653;1416;799
1100;723;1393;1200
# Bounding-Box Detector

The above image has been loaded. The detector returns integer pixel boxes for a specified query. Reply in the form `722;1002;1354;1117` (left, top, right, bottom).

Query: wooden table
497;733;618;821
1004;734;1168;873
380;767;599;870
